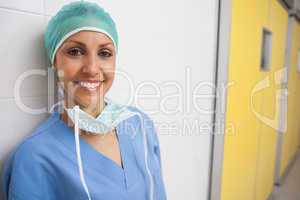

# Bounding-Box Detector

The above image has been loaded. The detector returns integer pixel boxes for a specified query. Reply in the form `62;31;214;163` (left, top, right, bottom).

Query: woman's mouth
74;80;103;92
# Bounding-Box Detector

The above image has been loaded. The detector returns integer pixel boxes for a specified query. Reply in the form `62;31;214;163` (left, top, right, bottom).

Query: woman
1;1;167;200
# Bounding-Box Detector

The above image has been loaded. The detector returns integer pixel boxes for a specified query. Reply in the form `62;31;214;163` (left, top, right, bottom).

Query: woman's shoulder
1;113;62;199
6;112;61;164
124;105;159;143
126;105;154;124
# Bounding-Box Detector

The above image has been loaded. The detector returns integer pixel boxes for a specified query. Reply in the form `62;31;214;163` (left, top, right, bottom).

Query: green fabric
44;1;119;65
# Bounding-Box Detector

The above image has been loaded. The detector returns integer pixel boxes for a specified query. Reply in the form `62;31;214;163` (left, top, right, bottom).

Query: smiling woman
1;1;167;200
54;31;116;116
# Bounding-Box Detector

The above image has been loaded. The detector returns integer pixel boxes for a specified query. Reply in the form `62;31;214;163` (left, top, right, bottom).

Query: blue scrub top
1;106;167;200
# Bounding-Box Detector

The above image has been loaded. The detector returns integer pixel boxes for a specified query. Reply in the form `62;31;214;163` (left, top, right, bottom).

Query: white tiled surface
44;0;73;16
0;2;51;199
44;0;114;16
0;8;48;98
0;0;44;14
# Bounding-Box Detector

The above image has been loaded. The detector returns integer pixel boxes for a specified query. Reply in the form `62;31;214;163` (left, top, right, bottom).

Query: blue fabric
1;107;167;200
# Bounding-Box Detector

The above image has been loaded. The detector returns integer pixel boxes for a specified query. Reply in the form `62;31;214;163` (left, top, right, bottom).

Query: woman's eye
67;48;84;56
98;50;112;58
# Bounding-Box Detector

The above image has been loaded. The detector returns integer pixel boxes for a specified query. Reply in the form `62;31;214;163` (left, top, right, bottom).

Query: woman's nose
82;53;102;77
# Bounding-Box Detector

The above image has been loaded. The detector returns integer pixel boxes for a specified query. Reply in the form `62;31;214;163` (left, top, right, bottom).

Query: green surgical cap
44;1;119;66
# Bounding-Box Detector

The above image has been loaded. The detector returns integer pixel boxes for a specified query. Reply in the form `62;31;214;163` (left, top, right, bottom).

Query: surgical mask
50;97;154;200
64;97;136;135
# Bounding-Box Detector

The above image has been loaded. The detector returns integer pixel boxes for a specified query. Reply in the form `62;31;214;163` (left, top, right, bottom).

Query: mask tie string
74;105;92;200
136;113;154;200
51;99;154;200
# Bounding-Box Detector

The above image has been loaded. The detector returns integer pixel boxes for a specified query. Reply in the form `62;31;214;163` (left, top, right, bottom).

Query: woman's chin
76;93;105;107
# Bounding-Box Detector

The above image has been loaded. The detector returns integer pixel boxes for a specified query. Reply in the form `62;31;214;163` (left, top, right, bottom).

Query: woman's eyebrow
66;40;85;46
65;40;113;47
99;42;113;47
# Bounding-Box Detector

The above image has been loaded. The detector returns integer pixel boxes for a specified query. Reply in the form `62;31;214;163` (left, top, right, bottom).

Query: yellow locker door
221;0;269;199
254;1;288;200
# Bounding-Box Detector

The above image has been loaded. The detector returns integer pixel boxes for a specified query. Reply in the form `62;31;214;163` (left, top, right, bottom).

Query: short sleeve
5;142;48;200
146;117;163;170
146;118;167;200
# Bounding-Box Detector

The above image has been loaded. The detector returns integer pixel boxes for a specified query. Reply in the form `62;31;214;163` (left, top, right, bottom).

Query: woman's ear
52;57;57;69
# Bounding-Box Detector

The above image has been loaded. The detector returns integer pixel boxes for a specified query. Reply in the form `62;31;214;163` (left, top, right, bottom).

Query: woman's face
54;31;116;109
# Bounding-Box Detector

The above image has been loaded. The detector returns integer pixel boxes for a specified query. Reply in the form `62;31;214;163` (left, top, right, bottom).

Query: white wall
0;2;50;199
0;0;219;199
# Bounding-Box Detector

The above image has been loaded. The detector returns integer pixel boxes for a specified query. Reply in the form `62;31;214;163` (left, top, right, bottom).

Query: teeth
79;82;100;90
